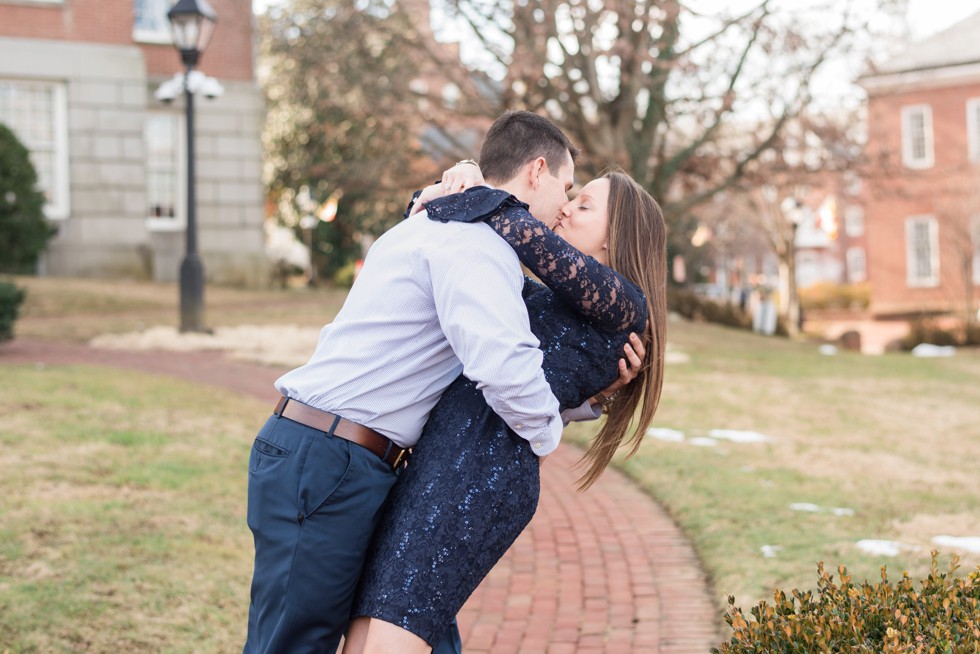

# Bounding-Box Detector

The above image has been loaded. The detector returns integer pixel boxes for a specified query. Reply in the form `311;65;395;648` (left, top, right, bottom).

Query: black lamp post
167;0;217;333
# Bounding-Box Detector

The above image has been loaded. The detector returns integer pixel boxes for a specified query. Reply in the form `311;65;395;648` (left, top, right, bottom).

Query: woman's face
553;177;610;265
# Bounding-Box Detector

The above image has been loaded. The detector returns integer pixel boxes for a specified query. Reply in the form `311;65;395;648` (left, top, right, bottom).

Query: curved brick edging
458;446;720;654
2;338;721;653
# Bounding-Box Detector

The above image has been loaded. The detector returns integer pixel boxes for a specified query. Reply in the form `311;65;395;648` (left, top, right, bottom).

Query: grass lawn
566;318;980;609
13;275;348;343
0;364;263;652
3;276;979;644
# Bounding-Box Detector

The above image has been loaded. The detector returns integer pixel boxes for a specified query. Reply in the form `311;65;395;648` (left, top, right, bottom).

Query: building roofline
858;60;980;94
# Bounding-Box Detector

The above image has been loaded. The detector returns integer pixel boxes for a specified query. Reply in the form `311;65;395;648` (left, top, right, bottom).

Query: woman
345;165;667;653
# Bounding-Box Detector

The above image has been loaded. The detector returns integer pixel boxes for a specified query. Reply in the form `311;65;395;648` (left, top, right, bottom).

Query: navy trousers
243;414;462;654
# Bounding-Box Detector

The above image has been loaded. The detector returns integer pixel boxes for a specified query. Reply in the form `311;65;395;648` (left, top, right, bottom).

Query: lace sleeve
487;206;647;335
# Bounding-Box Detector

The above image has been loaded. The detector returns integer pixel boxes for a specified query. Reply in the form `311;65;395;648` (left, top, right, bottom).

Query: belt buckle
391;448;408;469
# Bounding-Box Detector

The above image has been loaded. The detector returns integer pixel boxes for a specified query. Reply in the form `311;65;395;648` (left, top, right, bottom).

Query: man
244;111;580;653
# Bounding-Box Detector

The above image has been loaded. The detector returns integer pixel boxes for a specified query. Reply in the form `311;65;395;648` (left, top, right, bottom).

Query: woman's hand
441;160;484;193
592;332;646;408
409;161;486;216
409;183;447;216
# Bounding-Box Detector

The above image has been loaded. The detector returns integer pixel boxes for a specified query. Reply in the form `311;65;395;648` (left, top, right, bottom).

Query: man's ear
528;157;548;189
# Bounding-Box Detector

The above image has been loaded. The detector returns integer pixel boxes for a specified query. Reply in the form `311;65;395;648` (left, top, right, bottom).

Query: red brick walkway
2;339;721;653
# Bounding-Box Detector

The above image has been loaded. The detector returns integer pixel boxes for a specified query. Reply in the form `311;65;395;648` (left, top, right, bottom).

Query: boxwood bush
668;287;790;335
0;122;53;274
668;288;753;330
800;281;871;311
0;281;25;342
714;555;980;653
902;318;980;349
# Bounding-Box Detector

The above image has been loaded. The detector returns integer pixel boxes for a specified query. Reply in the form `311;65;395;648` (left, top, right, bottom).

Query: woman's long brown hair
576;169;667;490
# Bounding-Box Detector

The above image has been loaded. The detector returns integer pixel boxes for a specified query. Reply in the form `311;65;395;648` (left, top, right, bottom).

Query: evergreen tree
0;123;53;274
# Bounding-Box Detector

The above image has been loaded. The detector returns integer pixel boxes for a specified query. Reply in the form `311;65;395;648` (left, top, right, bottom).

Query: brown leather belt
274;396;408;469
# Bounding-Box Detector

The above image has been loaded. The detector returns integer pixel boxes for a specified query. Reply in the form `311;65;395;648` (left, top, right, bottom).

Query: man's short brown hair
478;111;579;184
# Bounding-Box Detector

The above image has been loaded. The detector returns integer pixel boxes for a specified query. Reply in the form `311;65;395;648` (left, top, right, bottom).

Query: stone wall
0;37;269;287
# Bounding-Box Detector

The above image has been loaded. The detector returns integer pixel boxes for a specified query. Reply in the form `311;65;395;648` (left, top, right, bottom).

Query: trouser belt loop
326;413;341;438
274;396;288;416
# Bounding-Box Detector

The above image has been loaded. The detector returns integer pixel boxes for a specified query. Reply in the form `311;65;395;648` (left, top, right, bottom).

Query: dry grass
13;275;348;342
564;318;980;609
0;364;263;653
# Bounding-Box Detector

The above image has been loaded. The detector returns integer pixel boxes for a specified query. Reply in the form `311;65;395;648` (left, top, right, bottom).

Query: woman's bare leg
354;617;431;654
341;617;370;654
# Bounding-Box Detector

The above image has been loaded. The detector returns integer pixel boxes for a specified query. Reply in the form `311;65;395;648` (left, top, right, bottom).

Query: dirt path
2;338;721;653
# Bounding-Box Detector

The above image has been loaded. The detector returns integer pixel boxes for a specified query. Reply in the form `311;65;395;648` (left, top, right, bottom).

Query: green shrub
668;288;752;330
966;322;980;347
902;318;979;349
0;122;54;273
800;281;871;311
0;281;26;342
714;555;980;653
332;259;359;288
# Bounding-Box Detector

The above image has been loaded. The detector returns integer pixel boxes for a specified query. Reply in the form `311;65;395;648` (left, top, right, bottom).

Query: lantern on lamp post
167;0;217;332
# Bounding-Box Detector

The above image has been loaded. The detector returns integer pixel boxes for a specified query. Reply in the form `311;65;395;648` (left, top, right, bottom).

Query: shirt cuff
560;399;603;426
528;415;563;457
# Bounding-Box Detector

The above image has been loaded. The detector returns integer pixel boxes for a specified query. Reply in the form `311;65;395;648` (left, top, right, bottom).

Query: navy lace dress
352;188;648;646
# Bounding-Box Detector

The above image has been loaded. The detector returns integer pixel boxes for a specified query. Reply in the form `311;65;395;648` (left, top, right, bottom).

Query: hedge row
716;555;980;653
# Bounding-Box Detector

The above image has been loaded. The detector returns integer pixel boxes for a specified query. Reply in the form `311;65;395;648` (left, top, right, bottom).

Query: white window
844;205;864;237
905;216;939;287
145;112;185;231
134;0;173;44
842;171;862;197
846;247;866;283
968;98;980;163
972;214;980;285
901;105;934;169
0;79;69;219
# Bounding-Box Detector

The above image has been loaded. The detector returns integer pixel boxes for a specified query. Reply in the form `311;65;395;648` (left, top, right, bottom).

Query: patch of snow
931;535;980;554
708;429;773;443
760;545;782;559
790;503;822;513
789;503;856;516
911;343;955;358
855;539;918;557
646;427;685;442
665;344;690;364
89;324;321;367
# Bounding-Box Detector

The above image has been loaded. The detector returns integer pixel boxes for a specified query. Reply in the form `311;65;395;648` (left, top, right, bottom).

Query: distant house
780;171;869;292
858;11;980;319
0;0;267;286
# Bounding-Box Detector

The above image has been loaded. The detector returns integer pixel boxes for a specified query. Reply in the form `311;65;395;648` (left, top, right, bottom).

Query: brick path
2;338;721;653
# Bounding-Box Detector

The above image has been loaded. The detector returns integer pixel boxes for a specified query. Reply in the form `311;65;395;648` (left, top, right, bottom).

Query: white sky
252;0;980;40
906;0;980;38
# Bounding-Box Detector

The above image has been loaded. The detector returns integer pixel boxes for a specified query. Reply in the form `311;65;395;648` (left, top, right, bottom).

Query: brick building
0;0;267;285
858;11;980;319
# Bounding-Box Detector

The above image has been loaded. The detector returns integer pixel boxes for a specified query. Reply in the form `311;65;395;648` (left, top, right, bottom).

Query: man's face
528;152;575;230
